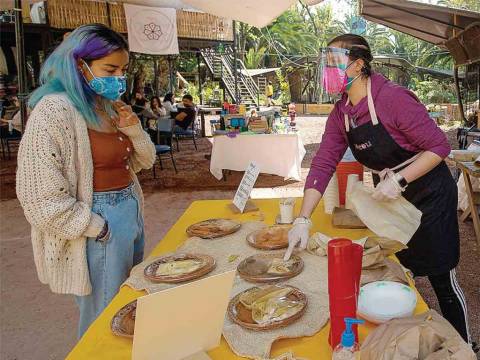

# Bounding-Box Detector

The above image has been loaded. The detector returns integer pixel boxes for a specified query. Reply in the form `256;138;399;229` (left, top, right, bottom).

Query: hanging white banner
124;4;179;55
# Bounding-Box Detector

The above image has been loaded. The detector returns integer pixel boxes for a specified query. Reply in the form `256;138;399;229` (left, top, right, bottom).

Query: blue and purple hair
29;24;128;125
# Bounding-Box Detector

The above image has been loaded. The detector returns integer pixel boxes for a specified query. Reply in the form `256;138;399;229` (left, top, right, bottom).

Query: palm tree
244;46;267;69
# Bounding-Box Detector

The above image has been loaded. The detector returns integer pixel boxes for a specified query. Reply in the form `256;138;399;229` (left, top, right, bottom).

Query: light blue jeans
75;183;144;338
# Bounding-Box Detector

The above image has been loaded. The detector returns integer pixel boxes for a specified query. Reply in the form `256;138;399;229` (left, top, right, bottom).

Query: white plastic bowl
358;281;417;324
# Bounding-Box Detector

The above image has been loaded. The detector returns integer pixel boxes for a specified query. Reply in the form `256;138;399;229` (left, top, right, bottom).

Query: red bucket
336;162;363;205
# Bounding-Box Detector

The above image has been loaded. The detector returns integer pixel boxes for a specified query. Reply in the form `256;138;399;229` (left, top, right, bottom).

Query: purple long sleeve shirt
305;72;451;194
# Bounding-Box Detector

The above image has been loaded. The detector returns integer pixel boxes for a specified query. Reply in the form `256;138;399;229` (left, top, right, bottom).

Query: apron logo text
354;141;372;151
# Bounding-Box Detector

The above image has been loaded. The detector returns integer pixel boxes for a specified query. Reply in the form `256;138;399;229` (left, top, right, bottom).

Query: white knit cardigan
16;93;156;296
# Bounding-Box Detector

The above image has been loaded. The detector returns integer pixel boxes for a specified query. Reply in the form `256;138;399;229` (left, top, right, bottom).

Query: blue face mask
82;61;126;101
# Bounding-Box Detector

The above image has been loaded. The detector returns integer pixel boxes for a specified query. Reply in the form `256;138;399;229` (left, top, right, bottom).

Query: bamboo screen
47;0;234;41
47;0;110;29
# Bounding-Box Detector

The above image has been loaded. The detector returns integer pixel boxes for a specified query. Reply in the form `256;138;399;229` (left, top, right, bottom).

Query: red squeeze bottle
328;238;361;348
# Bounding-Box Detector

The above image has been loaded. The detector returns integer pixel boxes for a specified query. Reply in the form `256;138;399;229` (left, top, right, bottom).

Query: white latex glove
372;170;405;202
283;217;312;261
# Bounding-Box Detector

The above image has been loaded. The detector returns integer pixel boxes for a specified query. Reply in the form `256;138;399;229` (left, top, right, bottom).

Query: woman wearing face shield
16;24;156;337
285;34;473;346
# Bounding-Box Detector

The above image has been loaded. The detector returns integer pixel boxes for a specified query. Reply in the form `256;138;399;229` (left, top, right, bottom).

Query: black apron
344;78;459;276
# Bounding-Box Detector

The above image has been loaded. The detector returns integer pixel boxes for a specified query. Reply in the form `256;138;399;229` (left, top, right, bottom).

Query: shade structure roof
2;0;305;27
359;0;480;47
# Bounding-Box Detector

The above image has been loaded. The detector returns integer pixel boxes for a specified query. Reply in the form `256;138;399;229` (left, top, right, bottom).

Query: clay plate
111;300;137;338
186;219;241;239
228;285;307;331
237;253;304;283
247;225;291;250
144;254;215;283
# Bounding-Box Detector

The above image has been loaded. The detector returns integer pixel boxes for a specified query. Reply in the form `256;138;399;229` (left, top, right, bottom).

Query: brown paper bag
308;234;409;285
362;237;407;269
361;258;409;286
360;310;476;360
307;234;407;269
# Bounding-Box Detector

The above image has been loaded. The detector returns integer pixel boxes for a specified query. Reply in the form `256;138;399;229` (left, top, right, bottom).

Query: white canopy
107;0;299;28
1;0;323;28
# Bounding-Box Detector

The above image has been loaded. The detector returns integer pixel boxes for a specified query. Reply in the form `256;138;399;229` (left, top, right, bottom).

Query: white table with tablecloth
209;133;306;181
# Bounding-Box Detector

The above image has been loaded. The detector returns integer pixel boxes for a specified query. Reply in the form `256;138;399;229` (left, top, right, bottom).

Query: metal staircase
201;47;259;106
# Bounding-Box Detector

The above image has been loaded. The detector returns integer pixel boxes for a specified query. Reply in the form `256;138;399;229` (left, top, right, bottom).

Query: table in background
198;107;222;137
209;133;306;181
66;199;429;360
451;157;480;244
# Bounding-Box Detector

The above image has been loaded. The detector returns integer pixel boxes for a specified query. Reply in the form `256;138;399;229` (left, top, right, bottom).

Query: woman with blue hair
16;24;156;337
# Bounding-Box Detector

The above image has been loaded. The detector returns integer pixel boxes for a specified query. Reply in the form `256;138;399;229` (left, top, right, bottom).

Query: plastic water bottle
332;318;364;360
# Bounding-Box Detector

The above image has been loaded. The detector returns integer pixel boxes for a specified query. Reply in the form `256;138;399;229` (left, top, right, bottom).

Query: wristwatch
293;216;313;227
395;173;408;189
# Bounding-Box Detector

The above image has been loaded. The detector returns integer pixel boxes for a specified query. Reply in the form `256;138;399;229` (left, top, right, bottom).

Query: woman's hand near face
112;100;140;128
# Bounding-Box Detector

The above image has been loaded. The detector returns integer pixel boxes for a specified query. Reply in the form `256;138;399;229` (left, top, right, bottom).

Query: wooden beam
463;169;480;245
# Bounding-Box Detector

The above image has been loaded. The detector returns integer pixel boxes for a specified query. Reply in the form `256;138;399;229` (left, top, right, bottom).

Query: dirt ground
0;116;478;359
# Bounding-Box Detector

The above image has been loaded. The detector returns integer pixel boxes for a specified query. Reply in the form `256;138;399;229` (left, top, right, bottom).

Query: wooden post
452;14;466;124
197;52;203;105
168;55;174;94
153;57;159;97
14;0;27;133
454;66;466;123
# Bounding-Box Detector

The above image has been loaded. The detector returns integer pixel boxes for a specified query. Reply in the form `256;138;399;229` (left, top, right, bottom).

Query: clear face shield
318;47;353;96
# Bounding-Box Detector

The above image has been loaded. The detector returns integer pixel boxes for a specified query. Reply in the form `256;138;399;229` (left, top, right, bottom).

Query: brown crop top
87;129;133;192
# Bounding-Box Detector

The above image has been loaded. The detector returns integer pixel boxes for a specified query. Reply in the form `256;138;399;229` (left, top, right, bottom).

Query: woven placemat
124;221;266;294
123;221;329;359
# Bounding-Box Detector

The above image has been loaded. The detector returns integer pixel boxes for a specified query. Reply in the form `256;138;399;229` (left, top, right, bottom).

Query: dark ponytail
327;34;373;77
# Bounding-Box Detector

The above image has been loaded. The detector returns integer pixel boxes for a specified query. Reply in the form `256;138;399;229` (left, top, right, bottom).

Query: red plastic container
328;239;355;297
336;162;364;205
328;238;363;348
351;243;364;342
228;104;238;114
351;243;363;297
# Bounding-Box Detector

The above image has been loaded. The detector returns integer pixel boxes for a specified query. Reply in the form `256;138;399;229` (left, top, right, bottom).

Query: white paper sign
124;4;179;55
132;270;236;360
233;161;260;213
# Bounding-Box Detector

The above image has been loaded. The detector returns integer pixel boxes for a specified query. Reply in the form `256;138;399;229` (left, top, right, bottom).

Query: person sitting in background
131;92;147;114
162;93;176;116
1;96;24;135
150;96;166;117
173;94;196;130
144;96;167;139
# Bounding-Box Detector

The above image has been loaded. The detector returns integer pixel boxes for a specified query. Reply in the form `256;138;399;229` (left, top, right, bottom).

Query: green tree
439;0;480;12
244;46;266;69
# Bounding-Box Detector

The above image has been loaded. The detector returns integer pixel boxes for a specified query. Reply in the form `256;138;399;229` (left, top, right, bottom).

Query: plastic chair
152;117;177;177
0;125;21;160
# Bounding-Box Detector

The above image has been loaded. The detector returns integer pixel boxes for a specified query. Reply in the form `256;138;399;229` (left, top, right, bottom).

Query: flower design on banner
143;23;162;40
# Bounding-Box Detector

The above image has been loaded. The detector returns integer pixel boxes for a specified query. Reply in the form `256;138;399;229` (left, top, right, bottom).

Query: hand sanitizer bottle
332;318;364;360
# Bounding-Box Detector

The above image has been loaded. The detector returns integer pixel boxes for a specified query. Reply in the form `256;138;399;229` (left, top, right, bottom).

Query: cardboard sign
232;162;260;213
132;270;236;360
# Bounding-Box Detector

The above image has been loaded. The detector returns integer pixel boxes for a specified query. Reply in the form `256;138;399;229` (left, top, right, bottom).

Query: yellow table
66;199;428;359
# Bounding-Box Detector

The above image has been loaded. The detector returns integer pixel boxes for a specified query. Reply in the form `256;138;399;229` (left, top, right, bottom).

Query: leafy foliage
245;46;266;69
412;79;457;104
